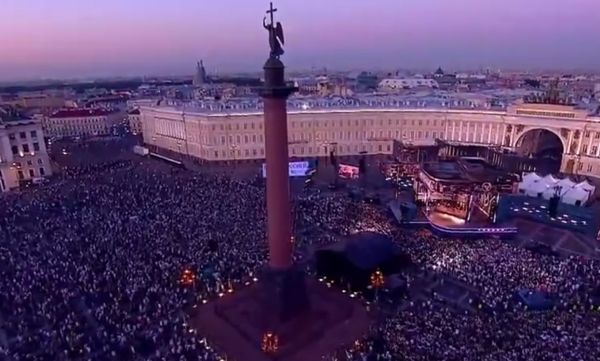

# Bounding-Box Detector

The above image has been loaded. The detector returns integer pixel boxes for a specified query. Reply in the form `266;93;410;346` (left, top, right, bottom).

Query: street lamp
370;268;384;301
261;332;279;353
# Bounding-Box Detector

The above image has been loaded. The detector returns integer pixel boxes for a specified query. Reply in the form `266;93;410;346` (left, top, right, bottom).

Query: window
214;151;219;158
582;145;588;154
11;146;18;155
27;160;32;166
37;158;43;165
578;162;583;171
17;171;24;180
587;164;593;173
29;169;35;178
39;167;45;176
245;149;249;156
593;146;598;155
19;132;26;139
9;133;15;140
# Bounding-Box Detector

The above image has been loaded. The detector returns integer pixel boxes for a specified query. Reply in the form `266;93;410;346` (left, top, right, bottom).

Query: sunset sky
1;0;599;80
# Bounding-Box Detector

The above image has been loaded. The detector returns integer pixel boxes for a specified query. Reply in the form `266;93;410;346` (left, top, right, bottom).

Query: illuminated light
252;277;258;282
350;293;356;298
261;332;279;353
179;268;196;286
227;288;234;293
244;281;251;286
189;329;195;334
436;212;465;225
202;299;208;304
318;278;324;282
218;292;224;298
342;289;347;293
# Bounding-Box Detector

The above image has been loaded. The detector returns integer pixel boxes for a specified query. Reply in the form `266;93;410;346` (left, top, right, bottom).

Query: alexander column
194;5;369;358
260;2;309;324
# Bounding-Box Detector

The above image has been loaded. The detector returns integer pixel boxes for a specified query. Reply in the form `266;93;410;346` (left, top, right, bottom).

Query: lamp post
370;268;384;302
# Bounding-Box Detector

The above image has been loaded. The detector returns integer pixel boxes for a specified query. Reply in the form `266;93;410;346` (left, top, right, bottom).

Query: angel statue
263;3;285;58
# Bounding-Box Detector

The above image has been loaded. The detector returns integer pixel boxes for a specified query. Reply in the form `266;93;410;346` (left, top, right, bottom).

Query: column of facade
566;130;574;154
451;120;456;141
587;132;594;155
487;123;492;144
458;120;463;142
479;122;485;143
510;124;516;148
596;132;600;157
576;130;583;155
444;118;449;141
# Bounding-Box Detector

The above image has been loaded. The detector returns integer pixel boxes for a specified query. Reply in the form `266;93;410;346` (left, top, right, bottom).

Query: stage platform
190;278;370;361
405;210;517;236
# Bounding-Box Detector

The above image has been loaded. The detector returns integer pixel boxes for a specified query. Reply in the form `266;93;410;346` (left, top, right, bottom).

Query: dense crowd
2;153;600;361
401;232;600;309
1;160;268;361
330;228;600;361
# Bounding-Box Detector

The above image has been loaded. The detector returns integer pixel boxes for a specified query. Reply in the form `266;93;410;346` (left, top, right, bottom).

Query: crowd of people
1;159;269;360
2;148;600;361
400;233;600;309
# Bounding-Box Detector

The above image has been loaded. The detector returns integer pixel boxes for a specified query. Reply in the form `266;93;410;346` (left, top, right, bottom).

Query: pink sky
0;0;599;80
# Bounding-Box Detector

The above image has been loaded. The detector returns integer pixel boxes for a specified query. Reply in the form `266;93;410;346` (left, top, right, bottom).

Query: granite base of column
260;266;310;329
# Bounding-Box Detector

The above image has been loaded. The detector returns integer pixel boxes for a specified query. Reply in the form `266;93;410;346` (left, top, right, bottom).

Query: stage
405;209;517;236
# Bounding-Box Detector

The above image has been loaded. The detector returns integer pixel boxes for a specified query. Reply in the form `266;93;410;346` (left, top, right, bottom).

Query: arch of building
512;127;567;155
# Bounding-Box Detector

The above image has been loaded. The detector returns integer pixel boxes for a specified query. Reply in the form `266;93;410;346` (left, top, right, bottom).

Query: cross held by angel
263;2;285;58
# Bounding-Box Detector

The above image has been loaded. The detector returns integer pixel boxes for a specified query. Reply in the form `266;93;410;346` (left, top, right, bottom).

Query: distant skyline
1;0;599;81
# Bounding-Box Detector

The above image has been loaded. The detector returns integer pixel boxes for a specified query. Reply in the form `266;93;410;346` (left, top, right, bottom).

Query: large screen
338;164;360;179
262;161;311;178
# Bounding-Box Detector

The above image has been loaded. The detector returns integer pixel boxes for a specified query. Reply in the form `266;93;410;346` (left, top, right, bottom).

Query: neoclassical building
140;98;600;177
0;116;52;191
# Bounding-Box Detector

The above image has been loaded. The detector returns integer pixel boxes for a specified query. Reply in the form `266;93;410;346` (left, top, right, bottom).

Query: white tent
541;177;577;199
562;186;591;206
518;172;542;193
526;180;551;198
541;174;558;186
556;177;577;189
576;180;596;193
521;172;542;185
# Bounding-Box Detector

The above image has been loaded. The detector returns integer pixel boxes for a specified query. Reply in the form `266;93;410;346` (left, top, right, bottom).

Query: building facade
0;118;52;191
140;101;600;178
127;109;142;134
43;109;122;139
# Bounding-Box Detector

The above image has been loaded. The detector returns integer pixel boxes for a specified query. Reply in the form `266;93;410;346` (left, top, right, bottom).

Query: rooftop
154;91;513;115
50;108;115;118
